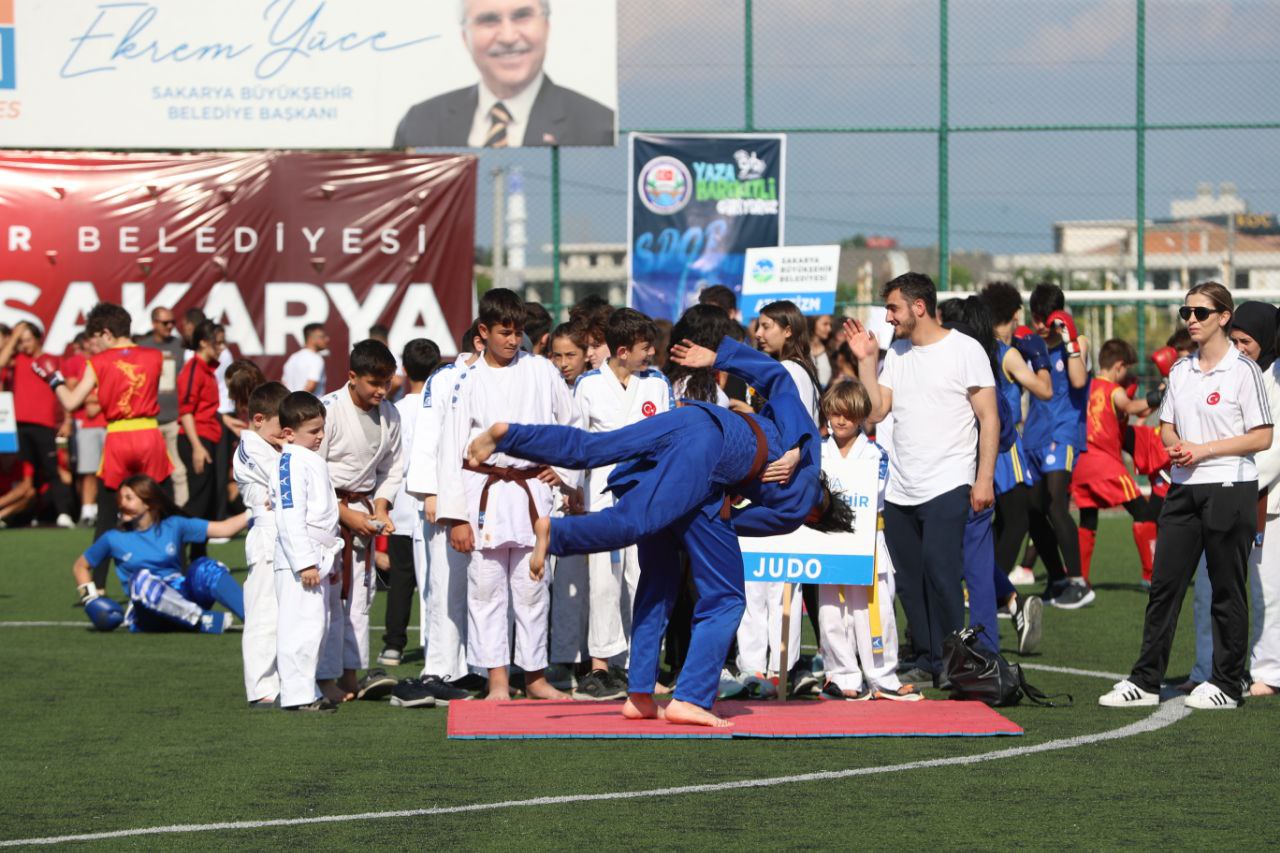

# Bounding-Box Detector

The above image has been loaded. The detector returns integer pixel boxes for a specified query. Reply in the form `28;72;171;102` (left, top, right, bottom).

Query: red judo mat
447;699;1024;740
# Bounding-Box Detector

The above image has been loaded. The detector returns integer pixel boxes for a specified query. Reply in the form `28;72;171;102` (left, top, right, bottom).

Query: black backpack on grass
939;626;1071;708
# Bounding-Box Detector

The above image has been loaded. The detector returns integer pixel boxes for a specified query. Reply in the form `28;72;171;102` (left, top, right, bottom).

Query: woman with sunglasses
1101;282;1273;710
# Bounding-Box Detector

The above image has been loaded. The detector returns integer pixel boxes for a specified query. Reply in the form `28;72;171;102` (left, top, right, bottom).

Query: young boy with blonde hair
817;379;919;701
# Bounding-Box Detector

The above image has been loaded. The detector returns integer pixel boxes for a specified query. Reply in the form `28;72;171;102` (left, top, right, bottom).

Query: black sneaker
447;673;488;694
376;647;403;667
819;681;872;701
284;698;339;713
788;665;822;697
605;665;630;695
898;666;936;687
418;675;472;705
356;668;399;701
572;669;627;700
1016;594;1044;654
389;678;437;708
1050;579;1096;610
1040;579;1069;603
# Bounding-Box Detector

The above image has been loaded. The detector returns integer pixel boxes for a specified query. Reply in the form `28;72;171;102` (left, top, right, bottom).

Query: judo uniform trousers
233;429;280;702
319;388;403;673
437;352;582;672
574;366;675;663
273;443;343;708
496;338;822;710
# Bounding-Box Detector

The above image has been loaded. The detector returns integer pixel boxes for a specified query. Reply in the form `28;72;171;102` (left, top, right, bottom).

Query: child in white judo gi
816;380;919;701
232;380;290;706
318;339;403;701
405;338;482;698
437;288;583;702
273;392;344;712
571;308;675;700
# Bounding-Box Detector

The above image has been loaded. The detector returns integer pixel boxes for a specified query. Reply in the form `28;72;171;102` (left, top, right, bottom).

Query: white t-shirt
781;360;820;425
1159;344;1272;485
879;329;995;505
282;348;327;395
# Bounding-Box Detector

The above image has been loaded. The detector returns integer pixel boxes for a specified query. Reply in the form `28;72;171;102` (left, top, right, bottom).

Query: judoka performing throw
466;336;852;727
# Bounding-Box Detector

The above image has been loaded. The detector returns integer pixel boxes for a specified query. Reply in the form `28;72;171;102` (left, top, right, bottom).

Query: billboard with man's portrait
0;0;617;150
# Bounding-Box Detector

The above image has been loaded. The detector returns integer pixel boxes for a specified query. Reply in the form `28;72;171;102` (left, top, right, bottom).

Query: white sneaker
1008;566;1036;586
1185;682;1239;710
1098;679;1159;707
56;513;76;529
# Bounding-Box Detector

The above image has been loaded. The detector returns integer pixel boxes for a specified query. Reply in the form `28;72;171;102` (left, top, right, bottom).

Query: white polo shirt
1159;344;1272;485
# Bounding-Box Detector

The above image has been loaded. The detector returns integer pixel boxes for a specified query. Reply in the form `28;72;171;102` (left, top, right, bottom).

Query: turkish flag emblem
642;401;658;417
1207;392;1221;406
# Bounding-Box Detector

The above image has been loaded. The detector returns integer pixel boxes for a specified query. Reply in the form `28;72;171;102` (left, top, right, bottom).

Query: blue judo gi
496;338;822;709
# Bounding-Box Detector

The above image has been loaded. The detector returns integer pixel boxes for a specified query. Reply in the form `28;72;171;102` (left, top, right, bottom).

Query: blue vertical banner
628;133;785;322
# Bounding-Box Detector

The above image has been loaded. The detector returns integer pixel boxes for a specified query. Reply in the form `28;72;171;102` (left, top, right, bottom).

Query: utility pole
492;167;506;293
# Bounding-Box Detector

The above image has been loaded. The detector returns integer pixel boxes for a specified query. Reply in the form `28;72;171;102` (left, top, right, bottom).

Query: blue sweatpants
963;507;1000;653
882;485;972;676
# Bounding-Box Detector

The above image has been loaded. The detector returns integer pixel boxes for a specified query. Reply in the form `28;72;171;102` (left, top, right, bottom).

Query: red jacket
178;356;223;444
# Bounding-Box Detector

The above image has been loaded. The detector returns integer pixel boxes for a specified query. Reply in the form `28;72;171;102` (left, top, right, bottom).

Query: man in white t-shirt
281;324;329;395
847;272;999;685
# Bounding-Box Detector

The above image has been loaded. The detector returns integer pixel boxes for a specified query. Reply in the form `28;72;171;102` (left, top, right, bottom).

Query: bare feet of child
484;667;511;701
622;692;665;720
319;679;348;704
466;422;509;466
1248;681;1278;697
337;672;359;701
525;671;570;700
665;699;733;728
653;682;673;695
529;516;551;581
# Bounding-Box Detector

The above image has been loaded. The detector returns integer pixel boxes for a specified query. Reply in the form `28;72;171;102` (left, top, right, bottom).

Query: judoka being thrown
466;335;851;728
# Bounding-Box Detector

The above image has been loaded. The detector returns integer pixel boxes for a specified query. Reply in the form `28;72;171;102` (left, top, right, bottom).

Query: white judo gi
573;365;675;663
233;429;280;702
318;387;403;673
437;351;582;672
405;356;475;681
817;433;903;693
737;361;820;676
390;386;427;654
272;443;343;707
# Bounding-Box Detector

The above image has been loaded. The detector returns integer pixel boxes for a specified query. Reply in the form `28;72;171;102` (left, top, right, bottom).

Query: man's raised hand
842;318;880;362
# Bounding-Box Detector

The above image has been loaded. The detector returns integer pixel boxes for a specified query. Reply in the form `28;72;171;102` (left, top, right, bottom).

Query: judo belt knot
465;461;546;529
336;489;374;601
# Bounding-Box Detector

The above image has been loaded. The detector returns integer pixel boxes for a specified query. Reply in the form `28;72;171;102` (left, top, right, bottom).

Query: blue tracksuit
496;337;821;709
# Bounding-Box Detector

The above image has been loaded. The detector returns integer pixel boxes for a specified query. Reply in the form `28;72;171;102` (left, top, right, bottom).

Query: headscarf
1231;300;1279;371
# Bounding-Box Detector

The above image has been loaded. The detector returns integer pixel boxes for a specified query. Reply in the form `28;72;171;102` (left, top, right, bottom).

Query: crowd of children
9;270;1279;717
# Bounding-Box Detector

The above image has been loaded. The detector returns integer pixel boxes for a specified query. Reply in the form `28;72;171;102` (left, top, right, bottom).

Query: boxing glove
1013;330;1051;373
1150;345;1178;379
1146;388;1164;409
29;357;66;390
1014;325;1036;340
1046;310;1081;358
1124;382;1139;400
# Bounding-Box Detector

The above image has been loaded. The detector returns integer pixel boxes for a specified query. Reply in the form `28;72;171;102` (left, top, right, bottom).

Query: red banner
0;151;477;380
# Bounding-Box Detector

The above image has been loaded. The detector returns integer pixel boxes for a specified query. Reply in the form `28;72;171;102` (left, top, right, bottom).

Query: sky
471;0;1280;264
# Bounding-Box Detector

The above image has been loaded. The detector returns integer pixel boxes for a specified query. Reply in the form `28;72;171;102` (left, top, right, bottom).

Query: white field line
0;696;1190;848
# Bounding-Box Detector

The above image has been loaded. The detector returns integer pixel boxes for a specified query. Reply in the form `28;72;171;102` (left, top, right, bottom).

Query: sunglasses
1178;306;1222;322
156;319;175;327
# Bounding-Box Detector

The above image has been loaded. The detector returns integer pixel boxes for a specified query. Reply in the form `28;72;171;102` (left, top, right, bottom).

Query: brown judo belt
465;461;546;532
336;489;374;601
720;412;770;521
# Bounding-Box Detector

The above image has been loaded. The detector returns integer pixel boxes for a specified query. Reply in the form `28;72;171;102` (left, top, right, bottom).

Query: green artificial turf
1;517;1275;850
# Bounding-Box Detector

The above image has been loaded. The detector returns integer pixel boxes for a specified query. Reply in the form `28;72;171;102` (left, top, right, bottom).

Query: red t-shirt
60;353;108;429
13;352;63;429
1085;377;1124;461
0;456;34;494
177;355;223;444
89;346;162;423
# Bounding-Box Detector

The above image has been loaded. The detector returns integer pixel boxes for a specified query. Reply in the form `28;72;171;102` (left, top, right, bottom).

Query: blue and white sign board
0;392;16;453
740;455;879;585
740;244;840;321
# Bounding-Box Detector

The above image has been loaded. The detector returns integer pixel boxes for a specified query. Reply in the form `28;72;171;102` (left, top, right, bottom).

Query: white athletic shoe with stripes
1185;682;1239;710
1098;679;1159;707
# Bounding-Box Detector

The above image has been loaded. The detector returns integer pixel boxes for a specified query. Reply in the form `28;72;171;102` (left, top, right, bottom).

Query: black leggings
1078;497;1159;531
1027;469;1081;583
994;484;1032;573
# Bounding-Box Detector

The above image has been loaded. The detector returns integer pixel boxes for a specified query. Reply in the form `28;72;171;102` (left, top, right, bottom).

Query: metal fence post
938;0;950;290
744;0;754;131
551;145;562;319
1135;0;1147;361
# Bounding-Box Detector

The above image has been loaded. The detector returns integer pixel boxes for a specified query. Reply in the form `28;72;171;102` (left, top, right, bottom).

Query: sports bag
940;626;1071;707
